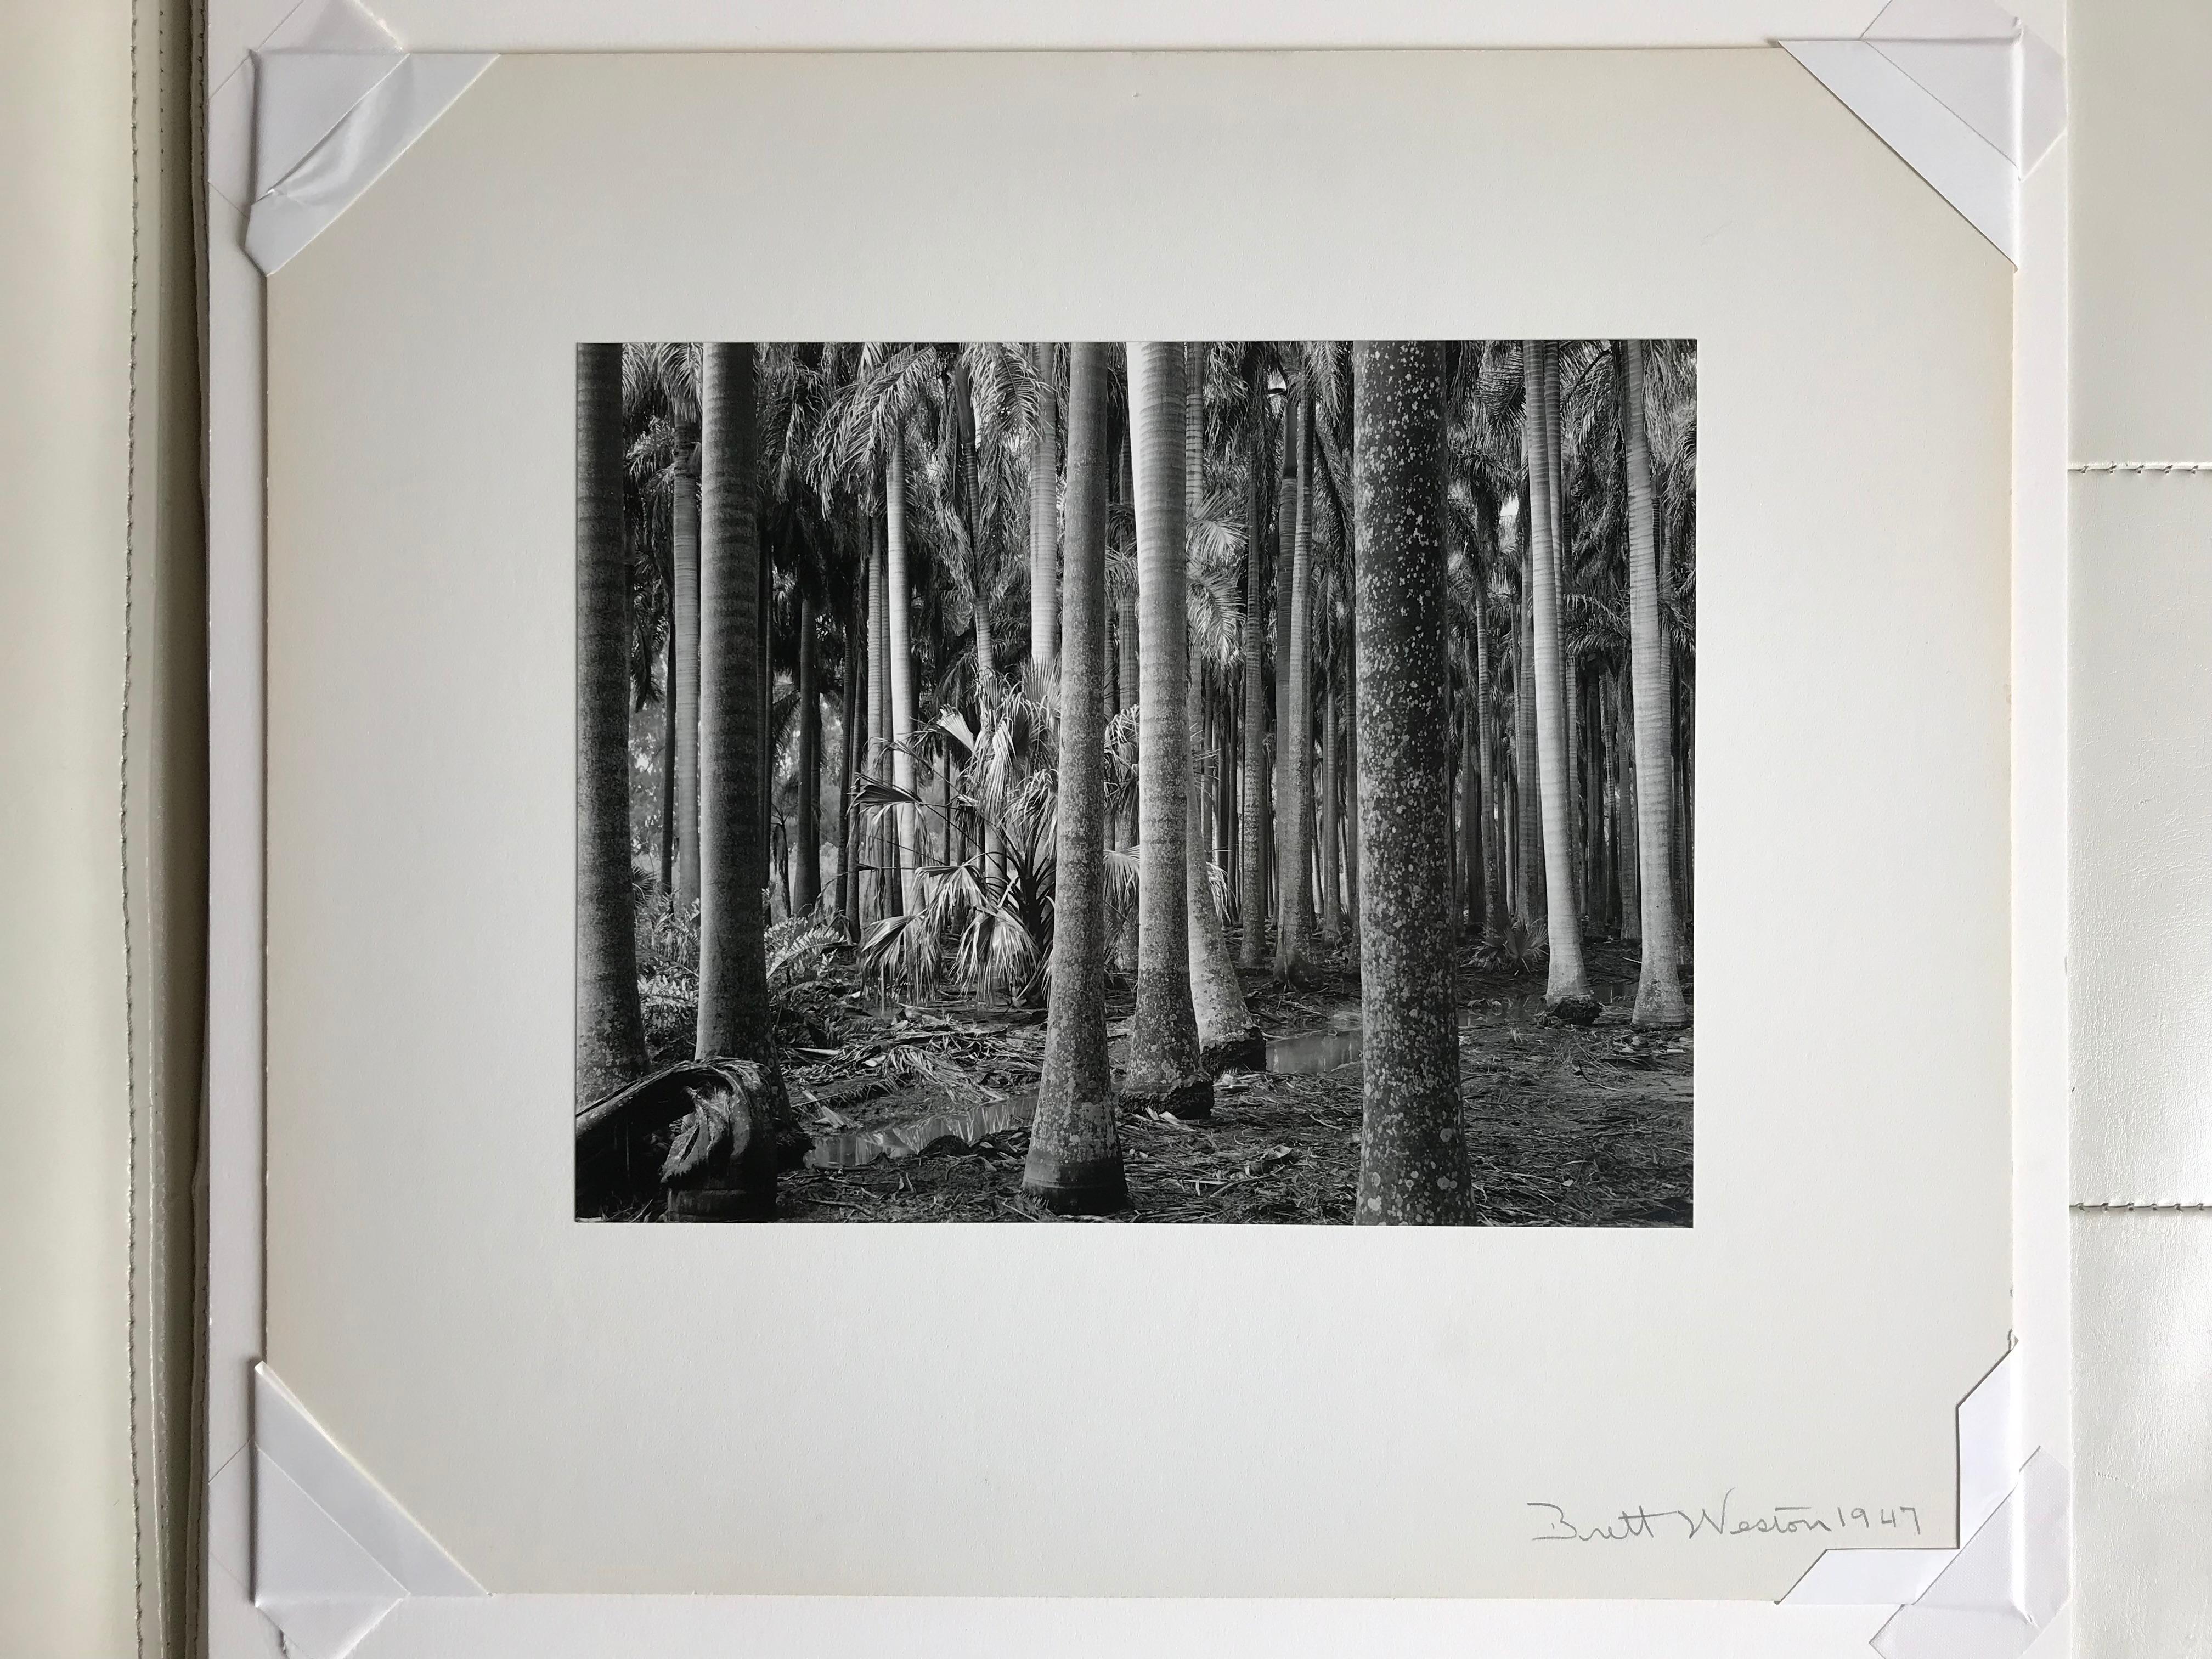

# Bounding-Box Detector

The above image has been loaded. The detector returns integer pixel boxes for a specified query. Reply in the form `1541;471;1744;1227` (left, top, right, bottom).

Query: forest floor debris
739;933;1692;1227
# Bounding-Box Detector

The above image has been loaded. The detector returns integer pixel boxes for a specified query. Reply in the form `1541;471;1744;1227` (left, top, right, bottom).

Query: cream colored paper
261;48;2013;1601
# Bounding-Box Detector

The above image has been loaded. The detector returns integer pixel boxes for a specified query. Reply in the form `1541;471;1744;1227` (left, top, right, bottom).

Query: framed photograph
206;7;2070;1656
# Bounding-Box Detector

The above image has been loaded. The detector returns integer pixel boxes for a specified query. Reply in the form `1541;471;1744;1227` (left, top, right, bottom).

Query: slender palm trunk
691;341;778;1213
884;440;920;912
1237;360;1270;965
1613;664;1641;942
1273;400;1303;941
1523;342;1594;1016
1025;343;1127;1213
658;611;677;894
1028;349;1060;699
836;577;863;935
1319;668;1342;944
1459;631;1483;939
575;345;648;1108
792;592;821;913
1617;339;1689;1025
1181;343;1261;1064
1474;599;1504;941
1273;388;1315;982
1514;493;1544;928
1351;342;1472;1224
867;506;894;920
1121;343;1212;1118
672;449;702;913
1342;603;1361;937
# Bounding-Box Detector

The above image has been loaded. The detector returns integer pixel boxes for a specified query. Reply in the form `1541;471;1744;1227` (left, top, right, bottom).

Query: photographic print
575;341;1695;1224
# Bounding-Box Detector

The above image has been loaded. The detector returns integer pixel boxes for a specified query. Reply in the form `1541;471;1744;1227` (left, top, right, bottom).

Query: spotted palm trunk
1351;341;1474;1225
574;345;647;1109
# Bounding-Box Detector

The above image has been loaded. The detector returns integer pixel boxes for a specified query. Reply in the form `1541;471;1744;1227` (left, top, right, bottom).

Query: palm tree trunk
973;597;996;693
672;449;702;914
794;591;820;913
1272;394;1305;945
1514;501;1545;933
1319;668;1342;944
1350;342;1473;1224
1617;338;1689;1025
1544;343;1585;925
1459;631;1483;940
1273;387;1315;982
1121;343;1212;1118
1028;347;1059;699
1341;601;1361;938
1237;357;1270;966
884;439;919;913
1615;663;1641;941
1474;599;1504;942
836;577;863;936
1181;343;1262;1065
658;609;677;895
575;345;648;1108
1025;343;1127;1213
690;341;778;1214
1523;341;1595;1017
867;504;894;919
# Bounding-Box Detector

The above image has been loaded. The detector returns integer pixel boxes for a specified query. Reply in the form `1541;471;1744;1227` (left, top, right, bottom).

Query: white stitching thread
124;0;145;1651
2070;462;2212;474
2071;1201;2212;1212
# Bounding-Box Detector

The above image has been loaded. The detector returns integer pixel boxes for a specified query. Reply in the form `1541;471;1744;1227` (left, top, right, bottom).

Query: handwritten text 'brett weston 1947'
1528;1492;1925;1543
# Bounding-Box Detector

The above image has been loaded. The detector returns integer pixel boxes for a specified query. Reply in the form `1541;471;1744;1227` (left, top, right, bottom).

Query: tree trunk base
1023;1151;1132;1215
1199;1027;1266;1075
1121;1073;1215;1122
664;1180;776;1222
1543;994;1602;1027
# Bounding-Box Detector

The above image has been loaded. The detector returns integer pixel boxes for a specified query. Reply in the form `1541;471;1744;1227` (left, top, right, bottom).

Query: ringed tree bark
575;344;648;1109
1523;340;1597;1020
867;503;896;919
794;590;821;913
672;445;702;915
1236;353;1271;966
1273;384;1316;984
1617;338;1691;1028
1028;343;1059;699
1513;492;1544;929
1024;343;1129;1214
1473;579;1505;943
1121;343;1213;1120
884;437;921;913
691;341;780;1216
1182;342;1262;1066
836;565;864;936
1350;341;1475;1226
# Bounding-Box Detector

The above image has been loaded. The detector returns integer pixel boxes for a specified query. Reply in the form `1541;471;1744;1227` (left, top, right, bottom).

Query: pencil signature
1528;1492;1923;1543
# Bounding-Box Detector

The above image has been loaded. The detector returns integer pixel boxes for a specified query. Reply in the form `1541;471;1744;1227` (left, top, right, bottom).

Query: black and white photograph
574;341;1695;1224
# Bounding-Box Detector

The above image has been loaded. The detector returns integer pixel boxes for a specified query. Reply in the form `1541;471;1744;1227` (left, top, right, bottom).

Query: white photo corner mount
1781;0;2065;263
224;3;2071;1656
